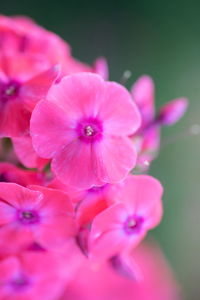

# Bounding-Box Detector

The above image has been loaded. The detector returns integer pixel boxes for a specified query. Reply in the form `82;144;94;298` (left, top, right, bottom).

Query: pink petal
12;135;49;169
63;57;92;75
30;100;76;158
93;136;137;184
0;257;20;280
47;178;83;203
140;125;160;154
77;194;110;227
0;183;43;209
47;73;105;119
90;203;128;235
28;185;73;213
0;202;16;225
0;223;34;253
93;57;109;80
20;65;60;111
89;204;128;260
158;97;188;126
0;69;8;81
89;229;128;261
131;75;155;126
36;216;76;249
0;100;31;138
51;139;103;189
119;175;163;229
99;81;141;135
135;125;161;171
0;162;45;186
28;185;76;248
0;53;50;81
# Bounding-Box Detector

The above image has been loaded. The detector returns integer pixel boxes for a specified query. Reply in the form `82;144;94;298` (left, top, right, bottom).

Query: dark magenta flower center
0;79;20;103
10;275;30;291
18;210;40;225
77;118;103;143
124;215;144;235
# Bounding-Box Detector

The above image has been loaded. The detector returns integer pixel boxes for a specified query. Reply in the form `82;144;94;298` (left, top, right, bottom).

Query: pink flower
0;15;109;79
131;75;188;171
89;175;163;260
60;241;180;300
133;125;161;172
30;73;141;189
0;250;71;300
0;65;59;137
0;15;70;68
0;183;75;253
158;98;188;126
0;162;45;186
131;75;155;129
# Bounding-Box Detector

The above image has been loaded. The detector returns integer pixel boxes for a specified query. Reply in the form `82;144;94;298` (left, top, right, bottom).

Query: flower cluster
0;15;187;300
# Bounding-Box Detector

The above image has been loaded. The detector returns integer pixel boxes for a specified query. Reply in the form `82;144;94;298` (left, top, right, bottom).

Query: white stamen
85;125;94;136
128;219;136;228
5;86;16;96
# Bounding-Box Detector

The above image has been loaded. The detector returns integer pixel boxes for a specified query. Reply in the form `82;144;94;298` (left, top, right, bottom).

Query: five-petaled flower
30;73;141;189
89;175;163;260
0;183;75;253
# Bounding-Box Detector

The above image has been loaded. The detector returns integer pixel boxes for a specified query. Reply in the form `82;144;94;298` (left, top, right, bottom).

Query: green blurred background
1;1;199;299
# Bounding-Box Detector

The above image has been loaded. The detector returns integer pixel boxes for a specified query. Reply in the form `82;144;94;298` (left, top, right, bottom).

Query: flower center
0;80;20;103
124;215;144;235
18;210;39;225
77;118;103;143
84;125;95;136
10;275;30;291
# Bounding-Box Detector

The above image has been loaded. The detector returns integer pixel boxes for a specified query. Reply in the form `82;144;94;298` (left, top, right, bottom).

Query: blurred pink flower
89;175;163;260
0;183;75;253
131;75;155;129
0;15;70;68
131;75;188;172
0;15;109;79
60;241;180;300
30;73;141;189
0;250;71;300
0;65;59;137
158;97;188;126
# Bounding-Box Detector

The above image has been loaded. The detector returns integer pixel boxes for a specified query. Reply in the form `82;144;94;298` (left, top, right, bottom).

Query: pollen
127;219;137;229
84;125;95;136
124;215;144;235
18;210;40;225
5;85;16;96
